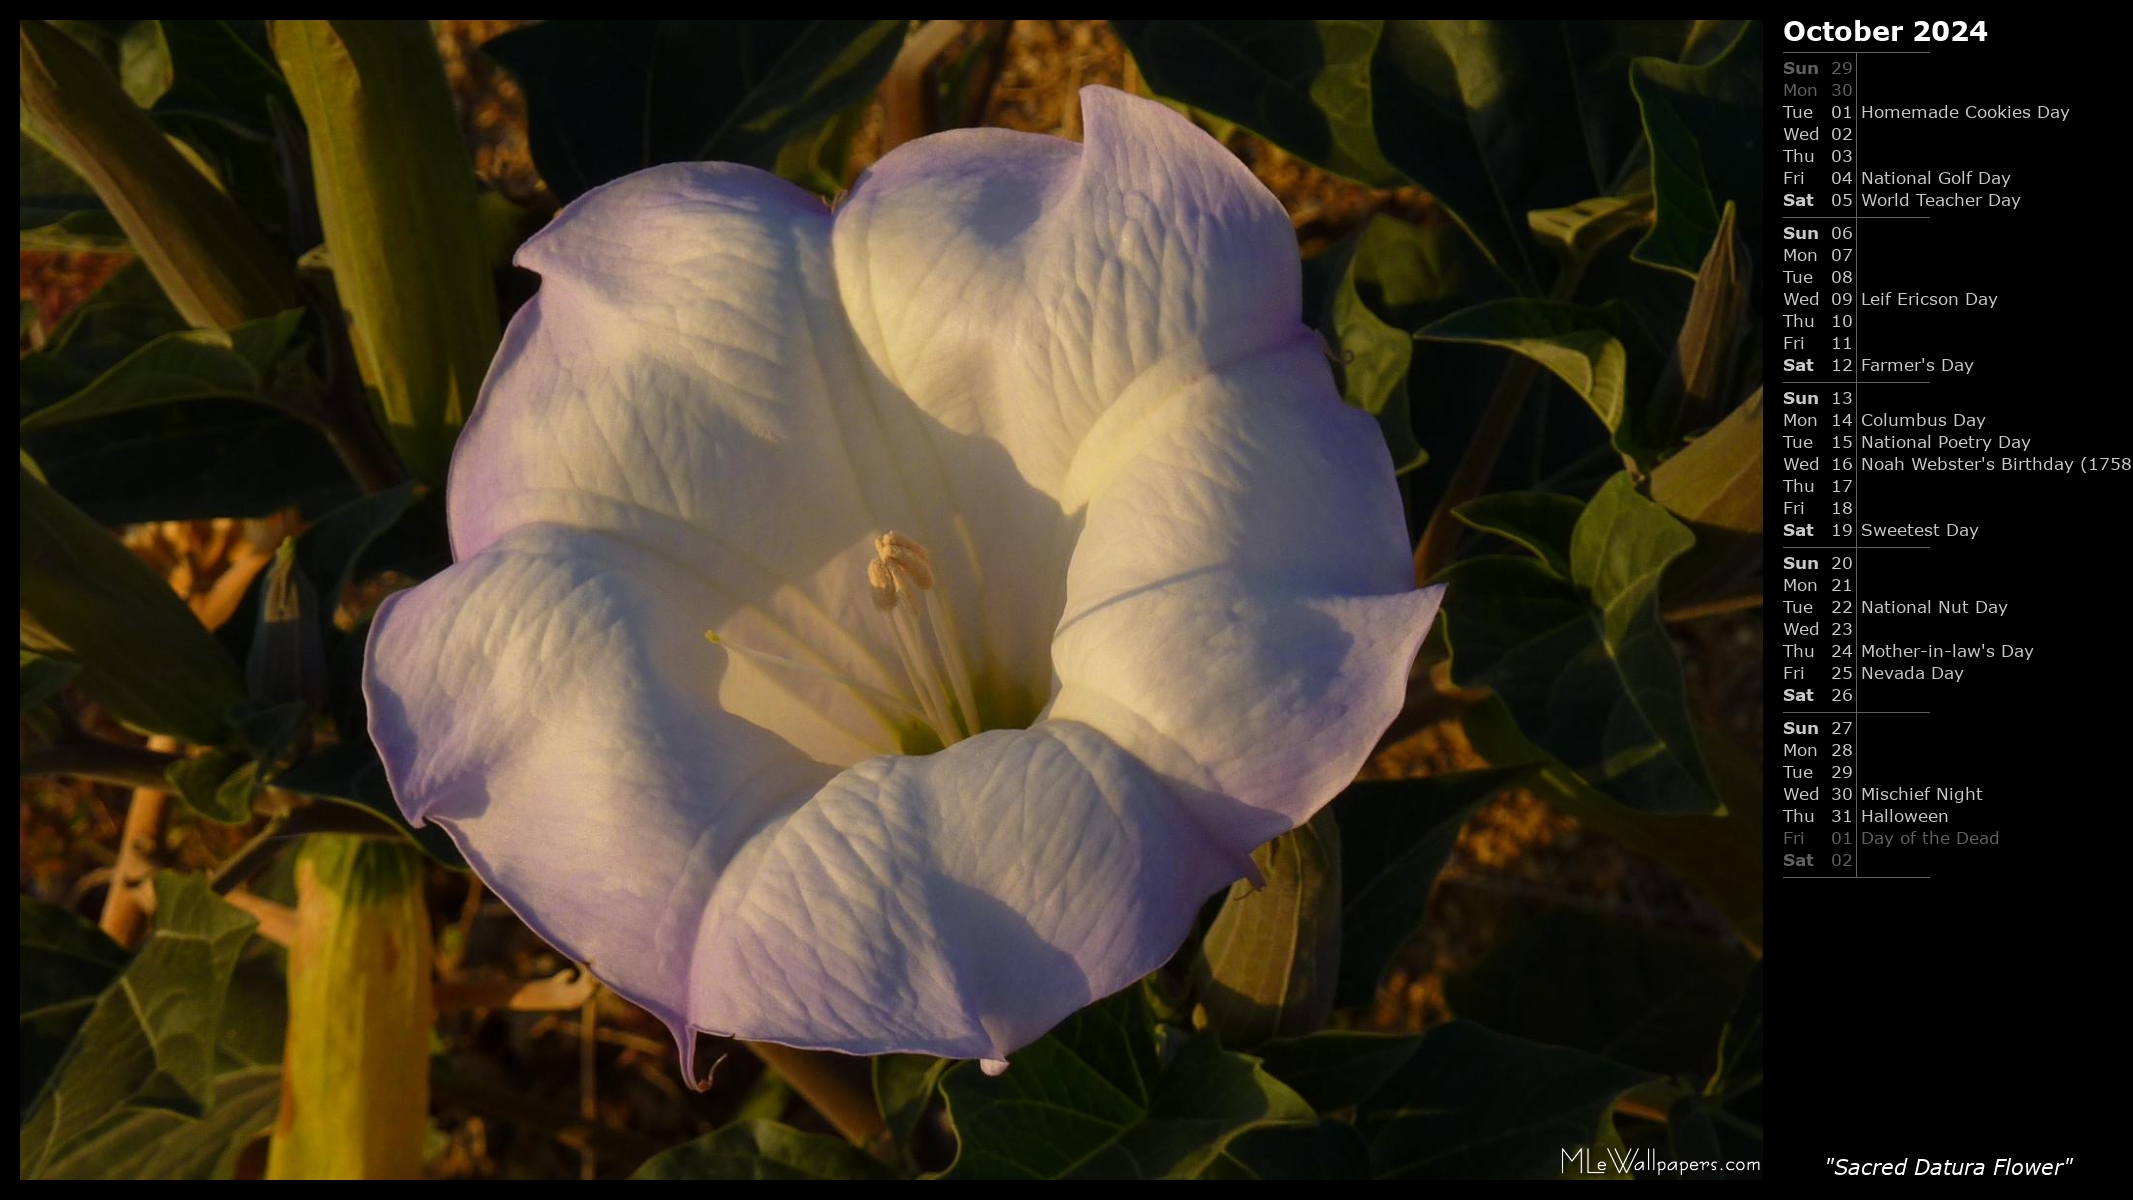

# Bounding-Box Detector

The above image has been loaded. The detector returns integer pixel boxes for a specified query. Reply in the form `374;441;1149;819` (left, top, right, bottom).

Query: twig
98;735;177;947
579;997;599;1180
435;967;600;1013
223;889;297;945
878;20;968;152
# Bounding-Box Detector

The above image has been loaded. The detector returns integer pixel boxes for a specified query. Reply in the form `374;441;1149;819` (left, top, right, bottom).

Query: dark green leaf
18;897;129;1116
1333;768;1527;1007
487;20;908;202
22;401;357;525
1198;1119;1370;1180
19;467;248;741
1255;1031;1419;1112
294;482;420;611
34;1065;280;1180
1194;811;1341;1046
1112;21;1399;188
1356;1020;1655;1179
19;310;303;432
20;649;83;712
1651;387;1761;608
1651;200;1751;443
1440;474;1717;813
1707;962;1761;1113
1527;192;1651;264
1453;492;1583;579
1630;22;1762;275
20;873;258;1177
873;1052;949;1156
164;748;255;824
272;740;468;868
940;990;1317;1179
633;1120;894;1180
1305;215;1470;472
1446;906;1752;1076
1419;299;1635;457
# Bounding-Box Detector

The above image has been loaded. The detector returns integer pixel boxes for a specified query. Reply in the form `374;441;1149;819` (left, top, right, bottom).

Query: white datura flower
365;87;1443;1075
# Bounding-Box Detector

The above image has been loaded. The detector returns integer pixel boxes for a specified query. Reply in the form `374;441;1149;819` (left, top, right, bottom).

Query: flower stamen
871;532;981;746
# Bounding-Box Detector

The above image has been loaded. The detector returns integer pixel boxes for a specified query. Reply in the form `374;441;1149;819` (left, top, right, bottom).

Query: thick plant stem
744;1041;891;1155
98;734;177;947
20;738;183;789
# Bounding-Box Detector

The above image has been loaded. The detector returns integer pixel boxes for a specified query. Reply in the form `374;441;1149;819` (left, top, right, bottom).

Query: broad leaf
1198;1119;1370;1180
939;990;1319;1179
1304;215;1469;472
1446;906;1752;1076
20;874;258;1177
1356;1020;1654;1179
873;1052;949;1157
1630;22;1762;275
272;740;468;868
1439;473;1718;814
634;1120;894;1180
1528;192;1651;264
1651;387;1762;608
19;468;247;742
34;1065;280;1181
1194;811;1341;1045
1333;768;1527;1007
18;897;129;1116
1454;492;1583;579
487;20;908;202
1256;1031;1420;1112
19;310;303;432
1418;299;1640;460
19;650;83;712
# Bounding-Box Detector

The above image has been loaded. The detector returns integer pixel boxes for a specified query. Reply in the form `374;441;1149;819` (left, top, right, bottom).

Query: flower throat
707;532;985;752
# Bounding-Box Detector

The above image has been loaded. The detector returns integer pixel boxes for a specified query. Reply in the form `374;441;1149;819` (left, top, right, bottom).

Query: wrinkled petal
366;523;834;1039
692;721;1239;1062
446;163;933;764
832;85;1305;687
1049;343;1442;855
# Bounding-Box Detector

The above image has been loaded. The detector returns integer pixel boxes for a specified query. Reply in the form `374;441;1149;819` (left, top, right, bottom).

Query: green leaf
294;482;421;612
1117;22;1697;293
164;748;257;824
487;20;909;203
1440;474;1717;814
18;897;129;1116
1333;768;1527;1007
33;1065;280;1180
1112;21;1400;188
1445;906;1752;1076
1630;22;1762;275
20;21;295;331
19;649;83;712
20;873;259;1177
874;1052;949;1157
1650;387;1762;608
1356;1020;1655;1179
1198;1119;1370;1180
1255;1031;1420;1112
271;740;468;868
19;310;303;432
940;990;1318;1179
1194;811;1341;1046
19;468;247;742
1650;201;1751;443
1707;962;1761;1112
1453;492;1583;579
1419;299;1632;456
634;1120;894;1180
275;21;501;488
1528;192;1651;264
1305;215;1471;473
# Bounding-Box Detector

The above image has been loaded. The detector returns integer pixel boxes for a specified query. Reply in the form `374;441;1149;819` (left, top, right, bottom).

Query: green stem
20;738;182;789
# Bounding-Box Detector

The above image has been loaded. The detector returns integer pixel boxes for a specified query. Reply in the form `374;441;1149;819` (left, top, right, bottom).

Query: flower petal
365;523;835;1039
690;721;1239;1061
1048;342;1442;856
448;163;948;763
830;85;1306;690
